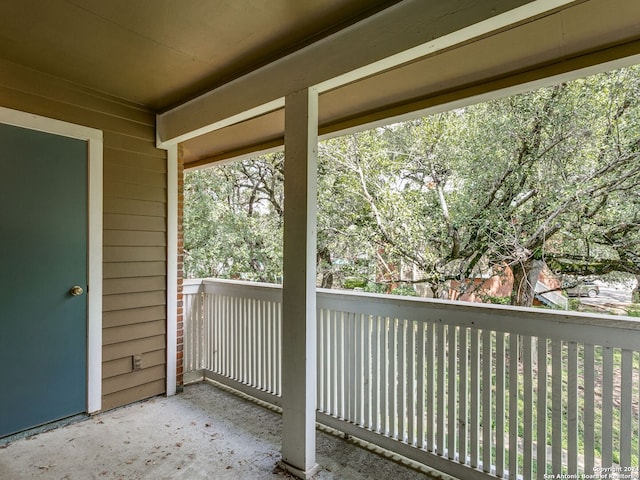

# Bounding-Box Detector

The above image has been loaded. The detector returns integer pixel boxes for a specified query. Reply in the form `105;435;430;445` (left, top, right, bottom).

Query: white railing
184;278;640;480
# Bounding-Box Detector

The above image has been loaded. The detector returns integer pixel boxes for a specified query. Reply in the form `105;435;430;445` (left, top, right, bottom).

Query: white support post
279;87;320;479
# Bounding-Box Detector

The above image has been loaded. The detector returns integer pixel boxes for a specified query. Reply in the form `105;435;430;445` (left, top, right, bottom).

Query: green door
0;122;88;438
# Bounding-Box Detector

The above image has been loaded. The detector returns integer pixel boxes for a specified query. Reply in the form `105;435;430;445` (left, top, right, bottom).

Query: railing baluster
371;316;379;431
482;330;492;473
208;293;214;373
523;335;533;480
241;297;246;383
381;316;388;435
537;337;548;478
408;320;416;446
567;341;578;473
495;331;505;477
389;318;397;439
247;298;253;385
602;346;614;468
448;325;457;460
357;314;363;425
583;343;595;474
470;328;480;469
417;321;425;449
334;312;344;418
270;299;276;393
348;312;356;423
232;296;237;380
355;313;362;425
194;293;199;370
221;295;227;377
551;340;562;474
317;308;324;411
458;327;468;466
363;315;371;429
242;296;247;383
436;322;446;455
258;299;264;390
324;309;331;414
620;349;633;467
508;333;519;479
332;310;339;418
263;299;269;390
202;293;208;371
426;321;435;452
398;319;406;441
231;295;236;380
277;301;282;395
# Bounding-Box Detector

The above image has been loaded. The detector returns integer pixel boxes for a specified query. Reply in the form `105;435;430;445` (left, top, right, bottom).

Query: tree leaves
184;66;640;304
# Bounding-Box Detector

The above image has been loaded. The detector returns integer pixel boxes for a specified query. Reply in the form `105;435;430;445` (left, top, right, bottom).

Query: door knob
70;285;84;296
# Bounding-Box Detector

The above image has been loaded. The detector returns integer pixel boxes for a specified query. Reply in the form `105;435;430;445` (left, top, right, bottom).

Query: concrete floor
0;381;450;480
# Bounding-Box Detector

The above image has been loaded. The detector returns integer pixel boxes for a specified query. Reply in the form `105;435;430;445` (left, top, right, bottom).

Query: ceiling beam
157;0;580;148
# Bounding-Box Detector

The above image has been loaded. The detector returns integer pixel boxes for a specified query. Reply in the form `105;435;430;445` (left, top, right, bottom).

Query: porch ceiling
0;0;399;110
1;0;639;167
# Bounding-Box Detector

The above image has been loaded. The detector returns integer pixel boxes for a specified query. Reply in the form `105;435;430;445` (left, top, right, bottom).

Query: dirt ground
0;382;449;480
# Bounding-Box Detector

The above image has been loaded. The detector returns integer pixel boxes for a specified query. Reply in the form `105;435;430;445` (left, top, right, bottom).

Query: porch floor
0;381;448;480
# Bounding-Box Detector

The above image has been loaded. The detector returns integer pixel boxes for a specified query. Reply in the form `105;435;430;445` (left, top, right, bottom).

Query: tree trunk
318;247;334;289
632;274;640;304
510;259;545;307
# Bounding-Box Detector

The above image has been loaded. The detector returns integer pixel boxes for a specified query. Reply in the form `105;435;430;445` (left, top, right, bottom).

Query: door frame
0;106;103;414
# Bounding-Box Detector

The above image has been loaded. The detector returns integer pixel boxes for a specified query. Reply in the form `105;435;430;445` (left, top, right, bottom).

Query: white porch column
279;87;320;479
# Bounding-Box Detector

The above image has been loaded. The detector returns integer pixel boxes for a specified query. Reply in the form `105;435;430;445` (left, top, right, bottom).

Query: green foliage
568;298;581;311
343;277;367;289
183;154;284;282
627;305;640;317
389;284;417;297
363;282;387;294
184;66;640;306
485;296;511;305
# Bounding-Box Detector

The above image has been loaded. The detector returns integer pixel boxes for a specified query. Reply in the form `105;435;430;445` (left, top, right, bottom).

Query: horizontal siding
103;320;166;345
104;213;166;232
104;197;165;217
104;147;167;171
0;60;169;411
103;230;166;247
103;306;166;329
101;120;168;409
104;161;167;187
103;276;166;295
104;180;166;202
104;261;166;279
103;349;166;379
103;364;166;395
102;379;166;412
104;246;166;263
0;85;154;139
103;335;166;363
103;291;166;312
103;131;165;159
0;58;153;126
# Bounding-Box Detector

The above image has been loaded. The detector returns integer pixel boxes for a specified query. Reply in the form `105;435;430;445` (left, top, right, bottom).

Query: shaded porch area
0;382;443;480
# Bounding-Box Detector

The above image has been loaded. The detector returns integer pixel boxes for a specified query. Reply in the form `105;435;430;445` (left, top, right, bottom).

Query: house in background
1;1;639;478
450;263;567;308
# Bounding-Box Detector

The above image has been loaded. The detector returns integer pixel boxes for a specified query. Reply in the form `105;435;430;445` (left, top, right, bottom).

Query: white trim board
0;106;103;414
166;145;178;396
